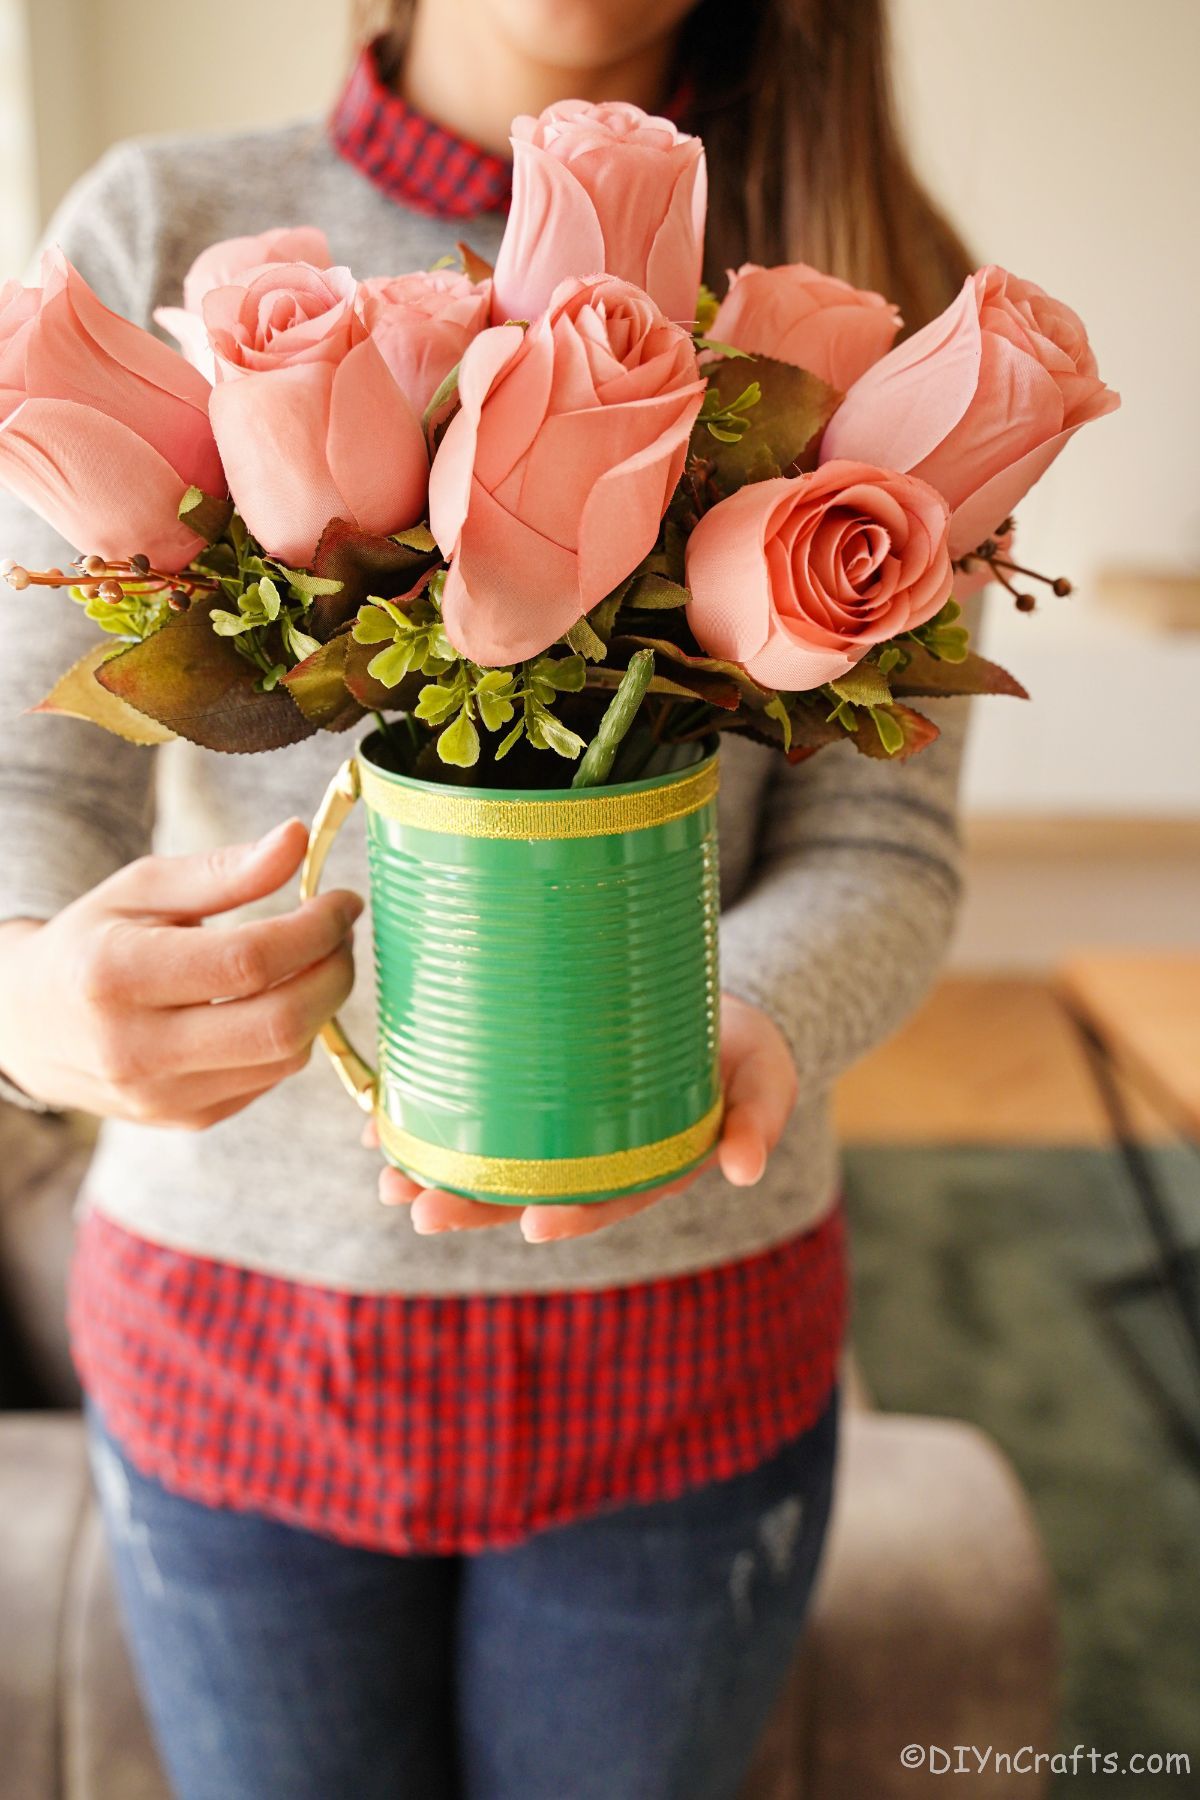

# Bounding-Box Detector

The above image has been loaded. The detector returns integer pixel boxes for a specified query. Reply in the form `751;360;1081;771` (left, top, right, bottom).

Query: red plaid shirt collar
329;37;696;223
329;37;513;219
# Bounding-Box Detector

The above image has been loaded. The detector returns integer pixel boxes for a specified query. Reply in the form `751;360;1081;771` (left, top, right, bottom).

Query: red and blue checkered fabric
71;1206;847;1554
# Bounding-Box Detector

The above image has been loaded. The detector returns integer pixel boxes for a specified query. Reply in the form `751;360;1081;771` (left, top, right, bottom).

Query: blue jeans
87;1395;837;1800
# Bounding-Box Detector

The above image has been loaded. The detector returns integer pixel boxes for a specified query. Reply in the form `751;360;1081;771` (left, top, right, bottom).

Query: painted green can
340;733;722;1205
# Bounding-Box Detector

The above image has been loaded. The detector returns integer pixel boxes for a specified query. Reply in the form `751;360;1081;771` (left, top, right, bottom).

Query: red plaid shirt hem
70;1206;847;1555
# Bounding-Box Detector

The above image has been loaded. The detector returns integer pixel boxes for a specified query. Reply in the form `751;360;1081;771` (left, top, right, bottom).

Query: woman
0;1;972;1794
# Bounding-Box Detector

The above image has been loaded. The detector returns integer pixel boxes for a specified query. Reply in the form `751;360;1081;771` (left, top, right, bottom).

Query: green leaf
366;641;417;687
533;653;586;693
530;702;585;761
422;362;461;433
258;574;282;622
565;615;608;661
495;719;525;759
851;703;940;762
473;669;517;731
414;681;463;724
390;524;438;554
178;487;235;545
281;619;322;663
764;693;792;753
272;565;343;599
694;284;719;337
867;704;905;755
457;239;494;284
95;596;316;753
625;573;691;611
829;663;894;709
210;608;252;636
352;603;403;645
438;705;481;767
693;336;752;360
696;353;841;497
572;648;654;788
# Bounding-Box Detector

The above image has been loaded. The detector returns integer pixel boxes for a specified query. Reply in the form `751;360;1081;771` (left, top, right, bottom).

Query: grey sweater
0;122;968;1293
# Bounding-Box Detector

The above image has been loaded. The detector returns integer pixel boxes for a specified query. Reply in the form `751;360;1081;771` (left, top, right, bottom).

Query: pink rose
685;460;953;691
155;227;331;379
0;251;225;569
491;100;706;330
357;270;491;416
203;261;427;564
710;262;902;391
430;274;705;666
821;265;1120;557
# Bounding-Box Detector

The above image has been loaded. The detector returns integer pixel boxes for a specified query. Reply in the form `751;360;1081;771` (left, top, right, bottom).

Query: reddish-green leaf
96;598;315;753
308;519;439;637
696;354;841;496
888;644;1029;701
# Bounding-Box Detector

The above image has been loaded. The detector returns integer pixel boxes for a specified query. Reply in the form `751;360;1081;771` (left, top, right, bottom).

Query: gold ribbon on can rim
358;756;719;840
376;1097;724;1200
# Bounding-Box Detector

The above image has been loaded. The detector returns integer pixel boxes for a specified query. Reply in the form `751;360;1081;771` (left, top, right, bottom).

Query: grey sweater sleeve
0;145;161;930
719;684;969;1096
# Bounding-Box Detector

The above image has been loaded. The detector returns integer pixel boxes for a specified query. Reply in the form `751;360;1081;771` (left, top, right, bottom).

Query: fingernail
339;894;366;930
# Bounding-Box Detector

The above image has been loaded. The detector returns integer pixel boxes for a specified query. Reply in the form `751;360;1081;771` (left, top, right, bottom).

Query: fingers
717;997;798;1188
113;1050;313;1127
108;889;364;1007
377;1162;708;1239
97;818;310;923
154;940;355;1074
520;1162;709;1242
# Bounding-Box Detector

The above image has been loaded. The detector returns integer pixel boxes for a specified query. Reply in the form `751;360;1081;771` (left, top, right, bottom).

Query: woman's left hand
372;994;797;1242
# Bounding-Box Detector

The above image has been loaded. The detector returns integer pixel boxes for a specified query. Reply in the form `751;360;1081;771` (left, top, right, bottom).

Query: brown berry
1052;577;1072;597
130;553;151;575
83;554;107;577
98;578;125;602
168;588;190;612
1015;593;1036;613
7;566;29;590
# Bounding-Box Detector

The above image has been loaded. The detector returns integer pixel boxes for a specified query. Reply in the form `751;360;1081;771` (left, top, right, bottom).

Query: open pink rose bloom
0;97;1119;772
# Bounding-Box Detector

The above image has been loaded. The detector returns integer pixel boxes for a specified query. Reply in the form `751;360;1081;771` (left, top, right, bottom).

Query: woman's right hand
0;818;360;1129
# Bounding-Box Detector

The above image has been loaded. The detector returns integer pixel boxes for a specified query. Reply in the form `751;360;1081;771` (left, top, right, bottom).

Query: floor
834;977;1200;1793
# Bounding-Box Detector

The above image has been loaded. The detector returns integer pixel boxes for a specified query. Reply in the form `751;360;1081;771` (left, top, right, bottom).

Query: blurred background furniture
0;1099;1059;1800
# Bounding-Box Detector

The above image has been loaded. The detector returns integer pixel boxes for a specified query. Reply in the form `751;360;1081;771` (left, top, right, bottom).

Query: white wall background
7;0;1198;820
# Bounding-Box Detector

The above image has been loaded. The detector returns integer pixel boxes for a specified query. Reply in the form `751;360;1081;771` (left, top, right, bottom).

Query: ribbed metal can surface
359;739;722;1204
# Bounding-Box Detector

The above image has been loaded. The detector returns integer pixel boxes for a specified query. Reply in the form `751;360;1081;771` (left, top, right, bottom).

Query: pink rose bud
0;251;225;569
155;227;332;380
357;270;491;417
685;460;953;692
203;262;428;565
821;265;1120;557
710;262;903;392
491;101;707;330
430;274;705;666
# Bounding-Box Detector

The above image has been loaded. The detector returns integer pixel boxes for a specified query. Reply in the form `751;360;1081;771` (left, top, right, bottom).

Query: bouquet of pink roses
0;99;1118;787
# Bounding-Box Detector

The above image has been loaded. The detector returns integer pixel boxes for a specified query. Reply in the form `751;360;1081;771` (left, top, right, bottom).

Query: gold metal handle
299;756;376;1113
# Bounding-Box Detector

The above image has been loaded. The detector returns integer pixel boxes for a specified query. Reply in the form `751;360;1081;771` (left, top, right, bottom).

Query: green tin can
301;732;722;1205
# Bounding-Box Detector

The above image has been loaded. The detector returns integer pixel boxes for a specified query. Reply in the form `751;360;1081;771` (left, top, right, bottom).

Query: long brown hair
354;0;972;330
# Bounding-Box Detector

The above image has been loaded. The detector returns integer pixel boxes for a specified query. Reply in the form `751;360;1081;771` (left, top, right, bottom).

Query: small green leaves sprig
199;511;338;692
695;379;762;445
350;579;587;769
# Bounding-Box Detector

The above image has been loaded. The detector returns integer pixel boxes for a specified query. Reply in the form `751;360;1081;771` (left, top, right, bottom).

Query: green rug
843;1142;1200;1795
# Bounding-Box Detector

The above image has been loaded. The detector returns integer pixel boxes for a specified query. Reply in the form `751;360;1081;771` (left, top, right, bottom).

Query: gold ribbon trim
376;1097;723;1200
358;756;719;840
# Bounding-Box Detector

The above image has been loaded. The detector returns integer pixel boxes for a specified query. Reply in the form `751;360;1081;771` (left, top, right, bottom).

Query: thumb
98;818;310;922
